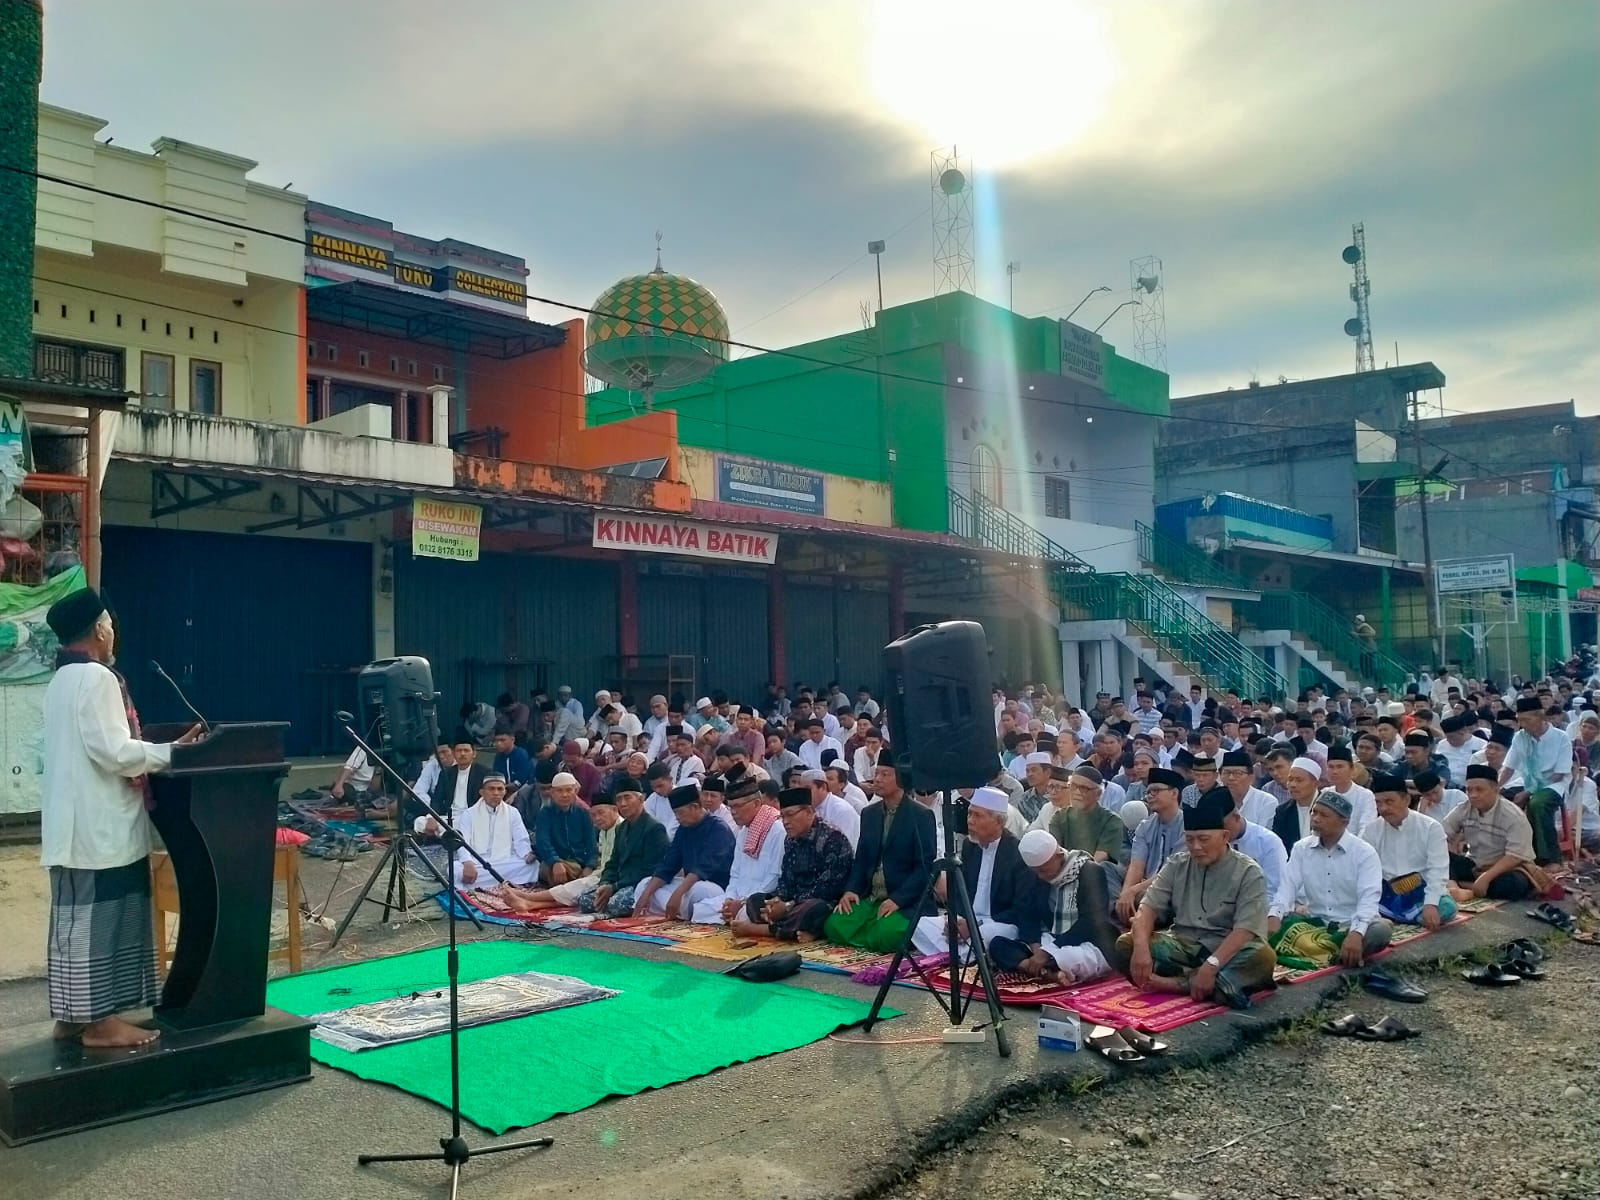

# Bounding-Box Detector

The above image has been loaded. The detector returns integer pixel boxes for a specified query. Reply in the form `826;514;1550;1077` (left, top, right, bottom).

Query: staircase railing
1249;590;1414;692
949;489;1094;572
1054;570;1289;700
1135;520;1254;591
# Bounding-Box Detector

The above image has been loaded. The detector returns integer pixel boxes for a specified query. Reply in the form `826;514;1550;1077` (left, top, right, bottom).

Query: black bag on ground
722;951;803;982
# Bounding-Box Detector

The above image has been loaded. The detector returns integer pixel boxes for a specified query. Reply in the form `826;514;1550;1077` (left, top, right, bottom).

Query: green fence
1135;521;1253;591
1054;571;1288;699
948;490;1093;572
1250;591;1414;692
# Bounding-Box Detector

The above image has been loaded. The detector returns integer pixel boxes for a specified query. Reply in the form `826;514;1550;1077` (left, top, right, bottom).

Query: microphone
335;710;355;724
150;660;211;733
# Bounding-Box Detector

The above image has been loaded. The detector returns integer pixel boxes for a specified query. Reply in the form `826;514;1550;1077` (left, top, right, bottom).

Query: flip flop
1086;1025;1144;1062
1320;1012;1370;1037
1462;962;1522;987
1363;970;1428;1004
1571;930;1600;946
1352;1015;1421;1042
1116;1027;1170;1056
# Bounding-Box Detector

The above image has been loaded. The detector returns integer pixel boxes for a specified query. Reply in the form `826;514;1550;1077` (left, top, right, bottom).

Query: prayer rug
921;964;1077;1008
266;941;895;1135
1269;901;1504;984
310;970;617;1052
1056;976;1226;1032
663;932;783;963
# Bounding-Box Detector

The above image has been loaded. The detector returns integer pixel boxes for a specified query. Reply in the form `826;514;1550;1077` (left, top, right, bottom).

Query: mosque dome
584;256;729;399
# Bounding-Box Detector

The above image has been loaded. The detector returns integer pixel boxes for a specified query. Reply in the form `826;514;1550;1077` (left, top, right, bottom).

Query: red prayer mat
922;964;1076;1008
1057;977;1227;1032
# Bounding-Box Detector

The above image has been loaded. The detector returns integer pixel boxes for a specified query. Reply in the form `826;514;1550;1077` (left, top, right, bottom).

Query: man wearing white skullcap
986;829;1119;985
910;787;1044;960
1270;756;1326;854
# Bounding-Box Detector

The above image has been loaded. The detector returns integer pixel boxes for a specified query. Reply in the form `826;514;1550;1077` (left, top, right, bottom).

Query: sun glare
868;0;1116;168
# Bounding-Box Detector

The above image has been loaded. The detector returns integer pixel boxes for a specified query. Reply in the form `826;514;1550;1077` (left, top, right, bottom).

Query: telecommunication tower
1342;223;1375;372
930;146;974;295
1129;255;1165;371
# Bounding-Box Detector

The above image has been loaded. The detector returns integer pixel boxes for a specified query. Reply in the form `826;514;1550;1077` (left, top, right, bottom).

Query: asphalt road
0;847;1551;1200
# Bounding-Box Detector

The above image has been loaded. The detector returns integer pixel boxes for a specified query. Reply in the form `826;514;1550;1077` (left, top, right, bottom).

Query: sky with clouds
37;0;1598;413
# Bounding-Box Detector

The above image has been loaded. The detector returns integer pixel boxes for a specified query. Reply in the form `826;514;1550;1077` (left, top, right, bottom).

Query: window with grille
1045;475;1070;519
32;337;124;390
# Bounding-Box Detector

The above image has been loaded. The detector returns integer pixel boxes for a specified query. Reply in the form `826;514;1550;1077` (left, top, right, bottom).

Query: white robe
453;799;536;887
912;837;1018;959
691;821;787;923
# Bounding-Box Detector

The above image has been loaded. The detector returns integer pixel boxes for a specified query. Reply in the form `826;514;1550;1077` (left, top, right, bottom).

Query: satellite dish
1135;275;1159;294
1342;245;1361;265
1343;317;1364;337
939;168;967;196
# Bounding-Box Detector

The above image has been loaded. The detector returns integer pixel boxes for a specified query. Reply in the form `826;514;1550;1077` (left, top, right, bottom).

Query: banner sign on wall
412;498;482;562
592;512;778;565
715;456;825;516
1058;320;1105;388
1435;554;1515;593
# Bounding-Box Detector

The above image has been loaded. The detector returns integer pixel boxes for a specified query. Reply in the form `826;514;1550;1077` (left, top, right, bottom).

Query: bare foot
53;1021;84;1041
81;1016;161;1049
795;932;816;943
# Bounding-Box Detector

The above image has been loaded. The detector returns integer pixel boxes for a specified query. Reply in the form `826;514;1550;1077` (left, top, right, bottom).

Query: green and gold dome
584;254;729;401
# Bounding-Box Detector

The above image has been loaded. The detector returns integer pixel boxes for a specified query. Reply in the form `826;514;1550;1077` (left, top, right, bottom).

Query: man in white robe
432;775;537;889
911;788;1033;960
695;780;787;923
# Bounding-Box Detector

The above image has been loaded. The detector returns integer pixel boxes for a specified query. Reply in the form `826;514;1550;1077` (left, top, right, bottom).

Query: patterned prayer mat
1270;900;1504;984
923;964;1076;1008
1057;976;1226;1032
310;970;618;1052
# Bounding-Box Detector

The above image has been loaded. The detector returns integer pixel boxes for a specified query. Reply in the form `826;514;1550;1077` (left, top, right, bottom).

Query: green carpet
265;941;896;1134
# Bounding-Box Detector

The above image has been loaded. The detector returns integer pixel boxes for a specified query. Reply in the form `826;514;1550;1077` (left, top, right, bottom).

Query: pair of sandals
1086;1024;1169;1062
1528;902;1577;934
1463;937;1548;986
1321;1012;1421;1041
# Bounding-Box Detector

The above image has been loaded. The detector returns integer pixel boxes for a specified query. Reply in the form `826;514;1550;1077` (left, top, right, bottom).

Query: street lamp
867;239;886;313
1006;260;1022;311
1064;285;1112;323
1093;299;1140;333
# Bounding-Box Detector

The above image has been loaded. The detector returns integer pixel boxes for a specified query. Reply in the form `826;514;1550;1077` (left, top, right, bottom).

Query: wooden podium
0;723;314;1145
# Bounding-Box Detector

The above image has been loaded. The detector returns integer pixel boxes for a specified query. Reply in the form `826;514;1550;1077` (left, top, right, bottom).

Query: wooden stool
151;842;303;975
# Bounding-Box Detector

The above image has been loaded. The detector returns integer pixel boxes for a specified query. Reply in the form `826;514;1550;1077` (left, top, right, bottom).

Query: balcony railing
1249;590;1414;692
32;337;124;391
1054;570;1288;699
1135;520;1253;591
948;489;1094;572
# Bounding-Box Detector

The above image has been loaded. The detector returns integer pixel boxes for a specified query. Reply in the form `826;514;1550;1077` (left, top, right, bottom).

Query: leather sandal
1320;1012;1370;1037
1352;1015;1421;1042
1461;962;1522;986
1528;904;1577;933
1501;937;1547;963
1498;955;1547;980
1086;1025;1144;1062
1115;1027;1169;1056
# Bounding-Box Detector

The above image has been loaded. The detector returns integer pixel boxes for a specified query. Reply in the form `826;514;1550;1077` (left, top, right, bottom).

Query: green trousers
823;900;912;954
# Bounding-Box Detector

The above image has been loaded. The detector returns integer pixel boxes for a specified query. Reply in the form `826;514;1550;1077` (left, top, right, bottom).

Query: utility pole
1410;389;1443;668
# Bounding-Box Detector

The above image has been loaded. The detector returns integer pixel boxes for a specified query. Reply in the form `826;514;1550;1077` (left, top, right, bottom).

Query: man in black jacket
585;780;670;917
823;760;936;952
910;786;1045;960
427;741;488;824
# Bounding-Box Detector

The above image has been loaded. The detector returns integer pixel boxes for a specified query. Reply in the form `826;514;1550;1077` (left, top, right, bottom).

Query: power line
8;161;1535;489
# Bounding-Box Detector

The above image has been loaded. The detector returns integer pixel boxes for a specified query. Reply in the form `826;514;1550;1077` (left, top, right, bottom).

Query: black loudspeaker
883;621;996;792
358;656;440;760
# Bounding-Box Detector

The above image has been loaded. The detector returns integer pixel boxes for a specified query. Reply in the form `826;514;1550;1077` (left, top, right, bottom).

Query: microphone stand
350;743;554;1192
328;719;502;949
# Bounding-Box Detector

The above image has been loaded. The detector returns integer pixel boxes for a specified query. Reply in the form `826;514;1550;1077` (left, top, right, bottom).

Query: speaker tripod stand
861;790;1010;1057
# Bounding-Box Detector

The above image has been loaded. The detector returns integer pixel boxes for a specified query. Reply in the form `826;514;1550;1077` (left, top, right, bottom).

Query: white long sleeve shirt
797;736;844;772
41;661;174;870
725;821;788;901
455;799;531;866
1329;783;1377;838
1235;786;1280;828
1272;831;1383;935
1434;736;1487;787
1360;810;1450;908
1504;725;1573;797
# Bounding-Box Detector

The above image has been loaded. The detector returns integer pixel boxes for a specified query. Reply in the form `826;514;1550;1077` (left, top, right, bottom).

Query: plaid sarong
47;860;159;1023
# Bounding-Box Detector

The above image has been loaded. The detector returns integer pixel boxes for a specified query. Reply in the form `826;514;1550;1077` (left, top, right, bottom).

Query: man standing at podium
40;588;200;1049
